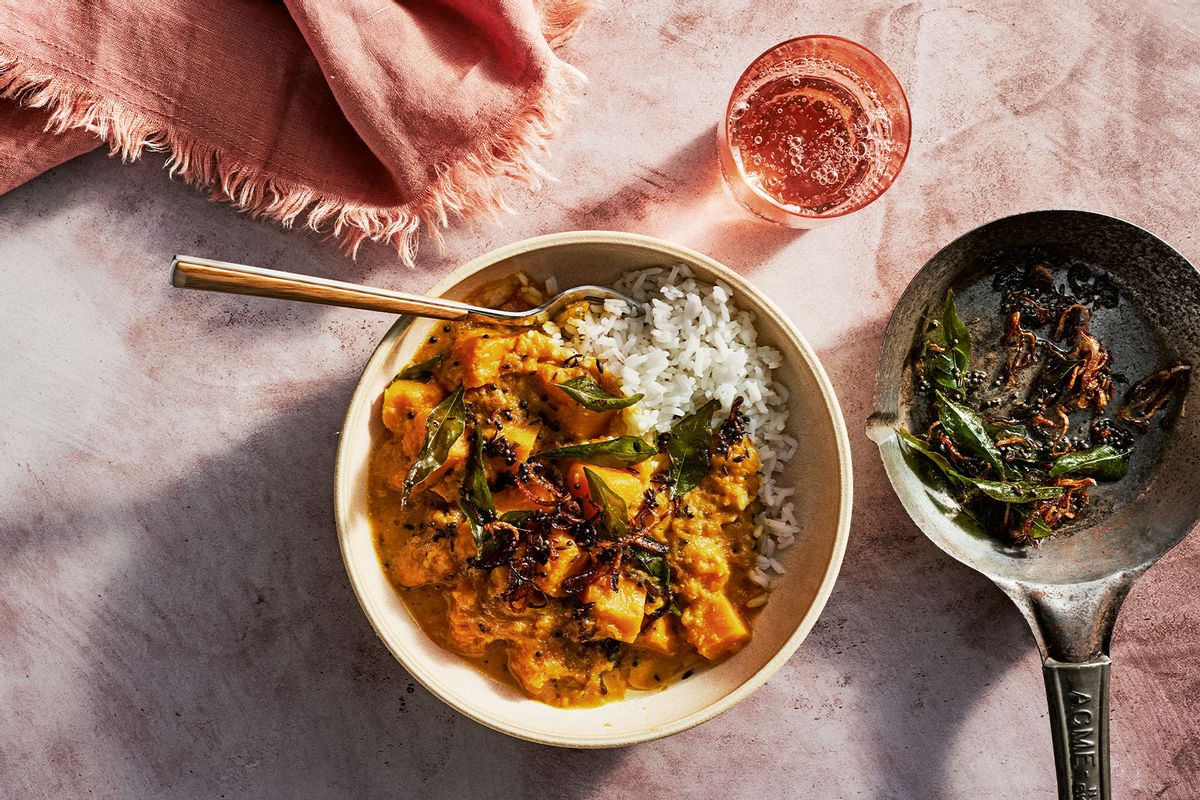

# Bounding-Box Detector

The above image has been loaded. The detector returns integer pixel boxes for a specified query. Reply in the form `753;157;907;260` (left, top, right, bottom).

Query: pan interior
875;211;1200;585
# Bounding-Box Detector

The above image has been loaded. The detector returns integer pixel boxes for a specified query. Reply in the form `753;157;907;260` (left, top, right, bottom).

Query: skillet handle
1043;657;1111;800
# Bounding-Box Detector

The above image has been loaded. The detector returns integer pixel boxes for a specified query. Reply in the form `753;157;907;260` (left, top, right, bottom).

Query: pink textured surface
1;2;1197;797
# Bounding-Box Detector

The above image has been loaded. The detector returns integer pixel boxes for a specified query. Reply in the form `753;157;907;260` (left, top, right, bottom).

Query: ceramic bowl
334;231;852;747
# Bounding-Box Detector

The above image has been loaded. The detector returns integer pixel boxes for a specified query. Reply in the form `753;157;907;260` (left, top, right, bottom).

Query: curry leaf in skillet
918;290;971;397
898;428;1063;503
1014;507;1056;539
1050;445;1129;481
556;375;643;411
936;391;1012;479
940;289;971;387
984;422;1042;464
401;386;466;503
897;427;962;484
583;467;630;540
902;257;1190;544
968;477;1065;503
532;436;657;468
394;354;444;383
666;398;719;498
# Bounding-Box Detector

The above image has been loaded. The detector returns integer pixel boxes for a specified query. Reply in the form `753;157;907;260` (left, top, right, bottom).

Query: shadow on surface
0;150;450;342
808;316;1039;800
0;375;629;798
555;125;806;272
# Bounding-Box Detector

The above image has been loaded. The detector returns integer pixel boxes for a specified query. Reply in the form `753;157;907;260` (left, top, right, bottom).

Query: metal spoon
170;255;644;324
868;211;1200;800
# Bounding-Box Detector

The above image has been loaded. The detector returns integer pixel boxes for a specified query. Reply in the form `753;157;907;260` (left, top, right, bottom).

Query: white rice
553;264;798;591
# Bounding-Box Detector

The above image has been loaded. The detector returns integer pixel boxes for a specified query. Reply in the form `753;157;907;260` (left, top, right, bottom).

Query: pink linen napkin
0;0;587;261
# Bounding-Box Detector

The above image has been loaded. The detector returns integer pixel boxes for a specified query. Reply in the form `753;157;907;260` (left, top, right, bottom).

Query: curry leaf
936;391;1011;479
556;375;643;411
897;428;1062;504
583;467;629;540
458;427;503;558
401;386;466;503
984;421;1043;464
985;422;1031;441
499;510;535;526
629;550;672;610
968;477;1064;503
460;499;507;563
897;427;963;485
461;426;494;520
458;500;487;553
942;289;971;382
1015;508;1056;539
532;436;656;468
667;399;719;497
919;291;971;397
395;354;444;383
1042;357;1082;389
1050;445;1129;481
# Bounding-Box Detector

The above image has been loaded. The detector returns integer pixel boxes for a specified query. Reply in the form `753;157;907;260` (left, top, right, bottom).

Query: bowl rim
333;230;853;747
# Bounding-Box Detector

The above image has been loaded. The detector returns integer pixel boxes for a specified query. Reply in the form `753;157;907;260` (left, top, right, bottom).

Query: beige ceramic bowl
334;231;852;747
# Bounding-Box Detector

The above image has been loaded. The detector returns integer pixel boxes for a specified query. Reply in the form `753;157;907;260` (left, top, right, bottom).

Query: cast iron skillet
868;210;1200;799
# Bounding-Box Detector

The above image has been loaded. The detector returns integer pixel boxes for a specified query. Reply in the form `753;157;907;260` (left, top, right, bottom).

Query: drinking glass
718;35;911;227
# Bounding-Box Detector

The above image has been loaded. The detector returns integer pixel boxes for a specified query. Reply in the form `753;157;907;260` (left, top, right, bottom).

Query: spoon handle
170;256;473;320
1044;657;1111;800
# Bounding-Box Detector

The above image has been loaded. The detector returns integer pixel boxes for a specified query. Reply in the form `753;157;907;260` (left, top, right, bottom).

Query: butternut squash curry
368;275;765;706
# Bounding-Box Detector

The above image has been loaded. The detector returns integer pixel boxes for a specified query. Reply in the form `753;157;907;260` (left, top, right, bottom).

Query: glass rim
723;34;912;221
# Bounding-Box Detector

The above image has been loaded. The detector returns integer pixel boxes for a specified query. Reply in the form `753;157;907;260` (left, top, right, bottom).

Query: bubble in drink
719;37;910;226
727;67;898;215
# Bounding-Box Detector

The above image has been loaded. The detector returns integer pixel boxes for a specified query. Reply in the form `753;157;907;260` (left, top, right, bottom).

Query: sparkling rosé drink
719;36;910;227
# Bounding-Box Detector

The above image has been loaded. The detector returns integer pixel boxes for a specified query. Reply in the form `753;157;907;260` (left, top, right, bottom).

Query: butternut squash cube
451;330;511;388
381;379;445;449
678;534;731;588
681;592;751;660
634;615;683;655
536;365;613;438
566;463;648;515
385;435;468;497
497;420;539;469
535;531;582;597
492;486;544;515
584;576;646;643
